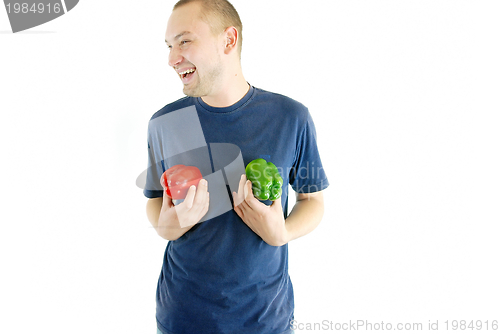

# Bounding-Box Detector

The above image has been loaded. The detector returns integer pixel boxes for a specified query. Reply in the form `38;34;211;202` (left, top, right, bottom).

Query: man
144;0;329;333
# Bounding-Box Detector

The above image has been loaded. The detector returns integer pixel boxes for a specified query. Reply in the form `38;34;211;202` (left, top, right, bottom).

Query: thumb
160;171;175;209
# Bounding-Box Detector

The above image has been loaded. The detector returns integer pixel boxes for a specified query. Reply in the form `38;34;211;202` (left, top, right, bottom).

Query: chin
183;90;201;98
183;86;207;98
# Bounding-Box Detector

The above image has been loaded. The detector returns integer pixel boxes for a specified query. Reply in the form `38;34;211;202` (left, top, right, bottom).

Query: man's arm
284;190;324;242
146;179;210;240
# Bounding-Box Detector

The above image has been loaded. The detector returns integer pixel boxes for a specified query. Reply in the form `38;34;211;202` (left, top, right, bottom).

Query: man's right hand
147;179;210;240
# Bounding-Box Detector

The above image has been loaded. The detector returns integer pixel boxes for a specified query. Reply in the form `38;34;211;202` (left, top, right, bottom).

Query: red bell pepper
160;164;203;200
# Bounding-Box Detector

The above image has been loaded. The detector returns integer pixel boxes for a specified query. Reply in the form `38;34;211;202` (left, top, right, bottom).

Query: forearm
146;198;192;240
285;191;324;242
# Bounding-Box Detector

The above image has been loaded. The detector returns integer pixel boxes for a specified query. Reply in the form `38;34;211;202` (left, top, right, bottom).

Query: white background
1;1;499;333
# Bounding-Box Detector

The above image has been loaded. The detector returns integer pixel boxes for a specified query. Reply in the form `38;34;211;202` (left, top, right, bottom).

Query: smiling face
165;2;225;97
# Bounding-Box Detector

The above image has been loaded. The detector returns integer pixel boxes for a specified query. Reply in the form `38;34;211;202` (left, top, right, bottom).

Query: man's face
165;3;224;97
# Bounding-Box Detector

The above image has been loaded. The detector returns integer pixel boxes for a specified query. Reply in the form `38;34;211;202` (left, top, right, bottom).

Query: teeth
179;69;195;75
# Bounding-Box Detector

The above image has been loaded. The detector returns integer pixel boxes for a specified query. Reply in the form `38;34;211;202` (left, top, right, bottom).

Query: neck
201;67;250;108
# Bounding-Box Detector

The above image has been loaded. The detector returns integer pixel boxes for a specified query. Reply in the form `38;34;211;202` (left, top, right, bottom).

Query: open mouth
179;68;196;81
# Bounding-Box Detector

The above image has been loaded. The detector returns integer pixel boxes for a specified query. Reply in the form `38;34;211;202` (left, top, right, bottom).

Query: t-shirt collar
196;84;254;114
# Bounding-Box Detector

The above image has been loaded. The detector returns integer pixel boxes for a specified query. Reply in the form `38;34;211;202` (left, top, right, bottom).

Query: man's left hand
232;175;289;246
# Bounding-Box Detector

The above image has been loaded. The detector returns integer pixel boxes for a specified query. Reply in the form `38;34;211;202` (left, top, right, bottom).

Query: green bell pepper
245;158;283;201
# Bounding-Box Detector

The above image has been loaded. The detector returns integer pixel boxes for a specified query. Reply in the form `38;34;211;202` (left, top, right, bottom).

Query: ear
222;26;238;55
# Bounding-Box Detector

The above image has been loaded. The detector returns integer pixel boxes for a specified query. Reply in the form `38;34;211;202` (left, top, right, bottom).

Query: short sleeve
143;135;164;199
289;110;329;193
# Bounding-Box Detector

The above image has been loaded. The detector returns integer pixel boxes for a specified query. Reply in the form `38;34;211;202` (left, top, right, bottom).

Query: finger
244;179;252;200
233;190;249;218
233;175;246;206
183;184;197;209
239;174;247;189
203;192;210;213
193;179;208;208
195;192;210;223
232;192;243;218
239;189;255;213
193;182;210;220
243;180;258;209
237;174;246;195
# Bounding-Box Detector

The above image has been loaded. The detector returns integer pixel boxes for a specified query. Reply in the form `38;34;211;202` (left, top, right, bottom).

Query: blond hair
173;0;243;58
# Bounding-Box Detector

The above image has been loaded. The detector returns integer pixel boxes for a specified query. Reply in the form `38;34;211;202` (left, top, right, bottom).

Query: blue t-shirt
144;85;329;334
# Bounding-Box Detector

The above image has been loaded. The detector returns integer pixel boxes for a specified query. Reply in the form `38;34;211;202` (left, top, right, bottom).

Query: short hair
173;0;243;58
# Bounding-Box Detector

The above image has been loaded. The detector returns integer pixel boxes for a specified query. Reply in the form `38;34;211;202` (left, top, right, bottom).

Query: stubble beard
183;54;224;98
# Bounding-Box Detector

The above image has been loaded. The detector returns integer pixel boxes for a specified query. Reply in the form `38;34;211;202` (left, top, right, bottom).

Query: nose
168;46;182;68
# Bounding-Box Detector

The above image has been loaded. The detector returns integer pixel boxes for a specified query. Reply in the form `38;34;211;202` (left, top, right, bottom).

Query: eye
180;40;190;46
